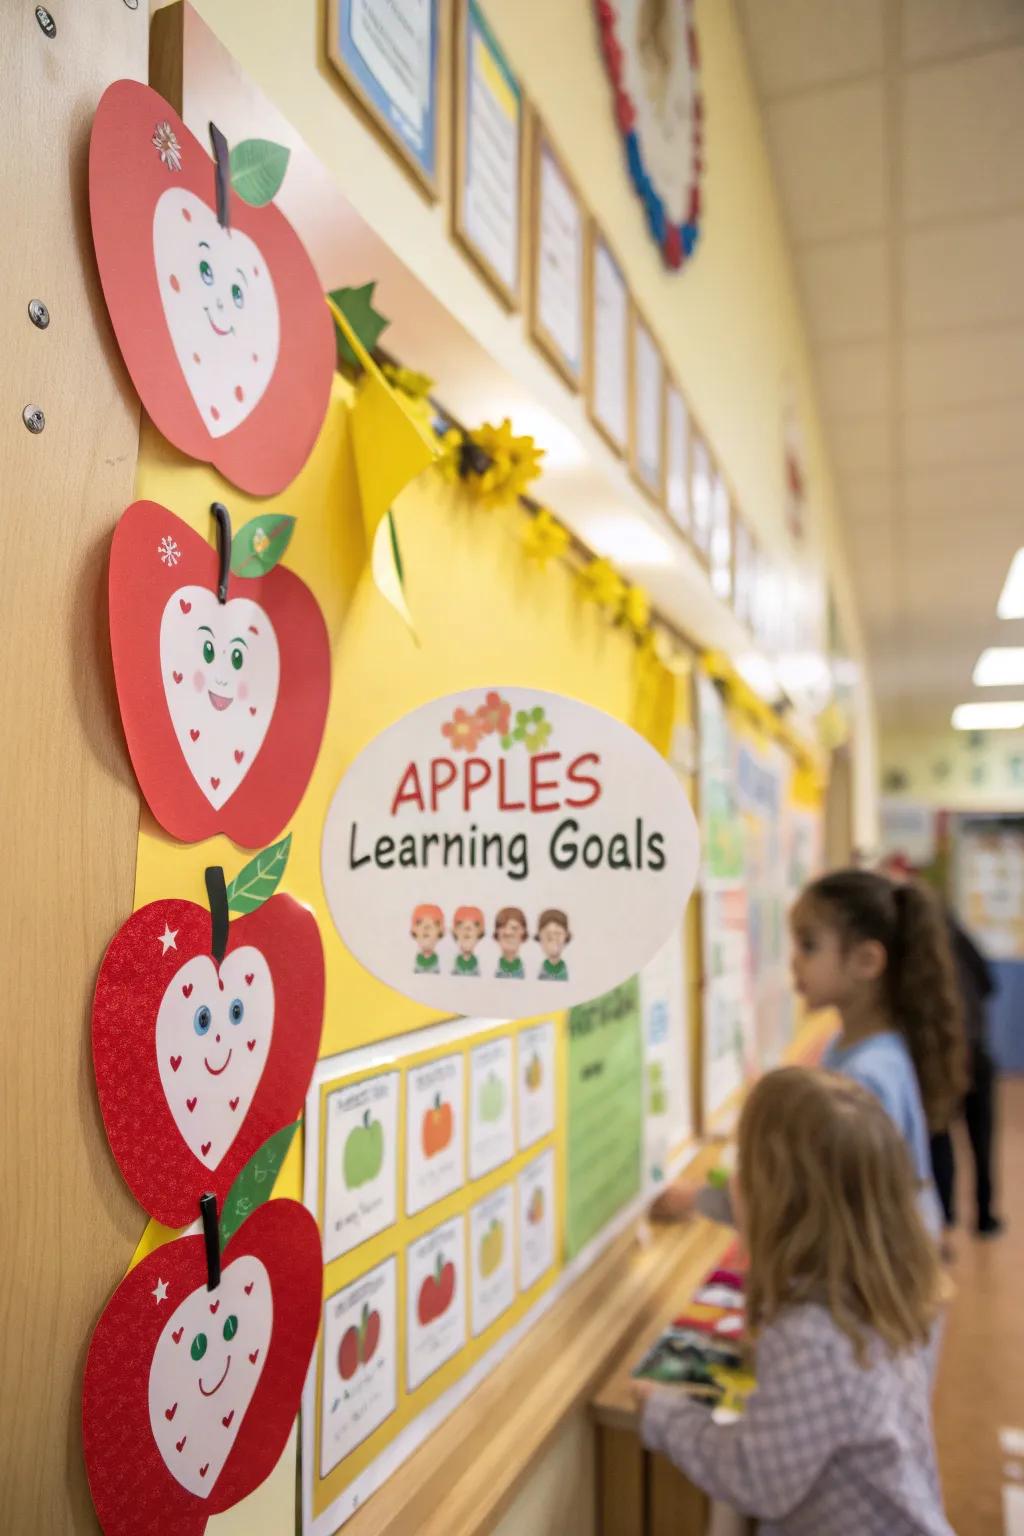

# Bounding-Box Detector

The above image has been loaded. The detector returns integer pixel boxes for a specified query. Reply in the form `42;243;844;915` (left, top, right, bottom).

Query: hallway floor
935;1076;1024;1536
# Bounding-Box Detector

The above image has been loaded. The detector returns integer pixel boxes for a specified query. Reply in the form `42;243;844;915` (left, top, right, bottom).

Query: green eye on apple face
190;1332;208;1362
231;647;244;671
199;259;214;286
223;1314;238;1342
202;639;215;665
231;283;244;310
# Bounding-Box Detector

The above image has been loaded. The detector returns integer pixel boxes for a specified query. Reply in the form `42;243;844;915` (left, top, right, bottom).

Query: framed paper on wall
709;469;733;605
690;431;713;562
665;380;691;541
586;224;629;456
454;0;523;309
733;516;756;632
528;115;586;390
630;308;665;505
328;0;442;195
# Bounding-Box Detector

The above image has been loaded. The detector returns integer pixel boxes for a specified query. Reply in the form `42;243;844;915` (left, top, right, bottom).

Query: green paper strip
226;834;292;914
219;1120;300;1248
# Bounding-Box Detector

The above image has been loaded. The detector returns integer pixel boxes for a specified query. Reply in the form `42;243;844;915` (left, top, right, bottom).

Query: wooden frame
664;373;693;546
452;0;524;310
688;426;714;569
628;302;667;510
585;219;630;458
327;0;443;197
527;109;586;391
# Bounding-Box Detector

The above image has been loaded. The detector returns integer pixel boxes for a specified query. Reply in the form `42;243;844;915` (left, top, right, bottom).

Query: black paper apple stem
209;121;232;232
211;502;232;603
199;1191;222;1291
204;865;229;965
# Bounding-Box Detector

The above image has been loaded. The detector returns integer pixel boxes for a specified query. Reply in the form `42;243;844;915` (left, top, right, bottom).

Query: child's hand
631;1379;657;1413
649;1179;700;1222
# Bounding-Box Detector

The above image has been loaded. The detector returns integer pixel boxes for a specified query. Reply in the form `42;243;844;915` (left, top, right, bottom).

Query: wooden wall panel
0;4;148;1530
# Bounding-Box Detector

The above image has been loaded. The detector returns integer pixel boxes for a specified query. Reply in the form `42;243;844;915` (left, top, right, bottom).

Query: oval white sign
322;687;699;1017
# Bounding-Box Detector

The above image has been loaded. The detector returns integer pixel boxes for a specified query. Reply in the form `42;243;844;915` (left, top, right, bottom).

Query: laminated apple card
90;81;334;495
406;1216;466;1392
320;1258;398;1479
322;687;699;1017
83;1197;321;1536
109;500;331;846
517;1020;556;1150
405;1054;465;1216
92;838;324;1229
468;1034;515;1179
517;1147;556;1293
322;1072;399;1263
469;1184;515;1338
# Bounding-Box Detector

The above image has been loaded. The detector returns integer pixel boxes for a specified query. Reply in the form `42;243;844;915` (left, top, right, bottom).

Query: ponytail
805;870;966;1131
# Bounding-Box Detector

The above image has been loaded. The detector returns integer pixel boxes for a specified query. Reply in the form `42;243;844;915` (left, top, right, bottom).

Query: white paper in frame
587;229;629;454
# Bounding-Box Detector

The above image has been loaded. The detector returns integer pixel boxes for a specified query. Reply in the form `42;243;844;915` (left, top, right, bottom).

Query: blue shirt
823;1031;943;1236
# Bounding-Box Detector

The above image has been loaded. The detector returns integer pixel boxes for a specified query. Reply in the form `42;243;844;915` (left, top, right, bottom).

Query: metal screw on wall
23;405;46;435
28;299;50;330
35;5;56;37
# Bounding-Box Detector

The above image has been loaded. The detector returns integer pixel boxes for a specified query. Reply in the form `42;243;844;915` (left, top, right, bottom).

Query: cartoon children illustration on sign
494;908;528;980
451;906;485;977
536;909;571;981
412;904;444;974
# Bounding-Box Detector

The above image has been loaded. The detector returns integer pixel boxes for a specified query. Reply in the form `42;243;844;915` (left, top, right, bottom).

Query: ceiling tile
902;327;1024;409
819;341;893;417
765;81;888;241
904;462;1024;518
903;0;1024;65
841;472;895;524
741;0;884;96
903;215;1024;331
903;403;1024;468
829;414;893;475
904;48;1024;223
798;238;889;342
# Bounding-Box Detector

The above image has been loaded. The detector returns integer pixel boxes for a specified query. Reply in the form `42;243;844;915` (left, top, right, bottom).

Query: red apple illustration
93;876;323;1229
109;499;330;847
417;1255;456;1327
83;1198;320;1536
338;1303;381;1382
89;80;334;495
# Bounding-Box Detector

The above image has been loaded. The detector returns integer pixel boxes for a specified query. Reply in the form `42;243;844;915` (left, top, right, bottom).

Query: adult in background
883;853;1003;1238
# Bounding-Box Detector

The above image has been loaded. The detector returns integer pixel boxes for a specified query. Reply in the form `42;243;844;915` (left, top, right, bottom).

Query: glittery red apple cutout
93;867;323;1230
109;499;330;846
83;1199;321;1536
90;80;333;495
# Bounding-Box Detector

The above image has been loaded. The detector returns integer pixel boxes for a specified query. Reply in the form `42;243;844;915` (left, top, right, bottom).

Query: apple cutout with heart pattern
83;1198;321;1536
110;499;330;847
90;80;333;495
93;887;323;1229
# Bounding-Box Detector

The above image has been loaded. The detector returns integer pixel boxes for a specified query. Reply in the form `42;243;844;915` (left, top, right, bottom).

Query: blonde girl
635;1068;954;1536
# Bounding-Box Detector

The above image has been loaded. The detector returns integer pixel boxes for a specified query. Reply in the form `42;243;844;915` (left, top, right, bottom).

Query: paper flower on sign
580;557;626;614
475;691;512;738
521;509;569;567
441;708;483;753
502;706;552;755
465;419;545;502
622;584;651;636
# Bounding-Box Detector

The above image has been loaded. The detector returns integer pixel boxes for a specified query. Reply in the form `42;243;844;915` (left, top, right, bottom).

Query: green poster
565;977;643;1259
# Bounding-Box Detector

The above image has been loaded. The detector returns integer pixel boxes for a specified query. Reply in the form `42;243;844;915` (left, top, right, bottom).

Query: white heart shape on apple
153;187;281;439
156;946;274;1170
160;584;280;810
148;1255;273;1497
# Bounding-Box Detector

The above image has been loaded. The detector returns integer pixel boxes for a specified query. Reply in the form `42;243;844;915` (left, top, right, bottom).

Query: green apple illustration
478;1071;505;1125
648;1062;668;1116
344;1108;384;1189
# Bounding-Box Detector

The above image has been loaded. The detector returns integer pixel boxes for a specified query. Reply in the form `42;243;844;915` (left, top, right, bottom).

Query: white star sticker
152;1278;169;1305
158;924;178;955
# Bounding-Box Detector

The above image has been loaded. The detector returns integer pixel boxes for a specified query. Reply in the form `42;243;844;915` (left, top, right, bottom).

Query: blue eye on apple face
231;282;244;309
193;1005;212;1036
228;998;244;1026
199;258;214;286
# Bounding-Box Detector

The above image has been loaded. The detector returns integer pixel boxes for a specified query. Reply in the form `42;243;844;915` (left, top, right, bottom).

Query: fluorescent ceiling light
997;548;1024;619
973;648;1024;687
952;701;1024;731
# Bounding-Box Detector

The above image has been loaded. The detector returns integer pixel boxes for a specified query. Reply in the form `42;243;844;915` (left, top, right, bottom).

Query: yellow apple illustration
479;1218;504;1278
525;1053;542;1092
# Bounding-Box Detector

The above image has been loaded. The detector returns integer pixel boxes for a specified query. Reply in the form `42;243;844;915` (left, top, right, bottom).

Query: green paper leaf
328;282;390;369
219;1120;300;1247
230;514;296;578
226;835;292;914
229;138;291;206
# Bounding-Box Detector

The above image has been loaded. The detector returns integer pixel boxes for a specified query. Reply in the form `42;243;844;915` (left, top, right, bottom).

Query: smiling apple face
160;585;280;811
148;1255;273;1497
156;946;273;1171
154;189;281;440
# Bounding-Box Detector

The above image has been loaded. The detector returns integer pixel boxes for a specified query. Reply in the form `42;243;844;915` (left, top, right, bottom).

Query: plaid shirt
642;1304;954;1536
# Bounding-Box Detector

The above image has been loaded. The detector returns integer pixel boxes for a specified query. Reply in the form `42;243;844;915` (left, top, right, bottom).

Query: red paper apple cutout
83;1198;321;1536
417;1256;455;1326
93;874;324;1229
110;499;330;846
90;80;334;495
338;1303;381;1381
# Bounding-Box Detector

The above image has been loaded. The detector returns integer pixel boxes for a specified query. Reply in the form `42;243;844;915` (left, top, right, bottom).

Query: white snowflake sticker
158;535;182;567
